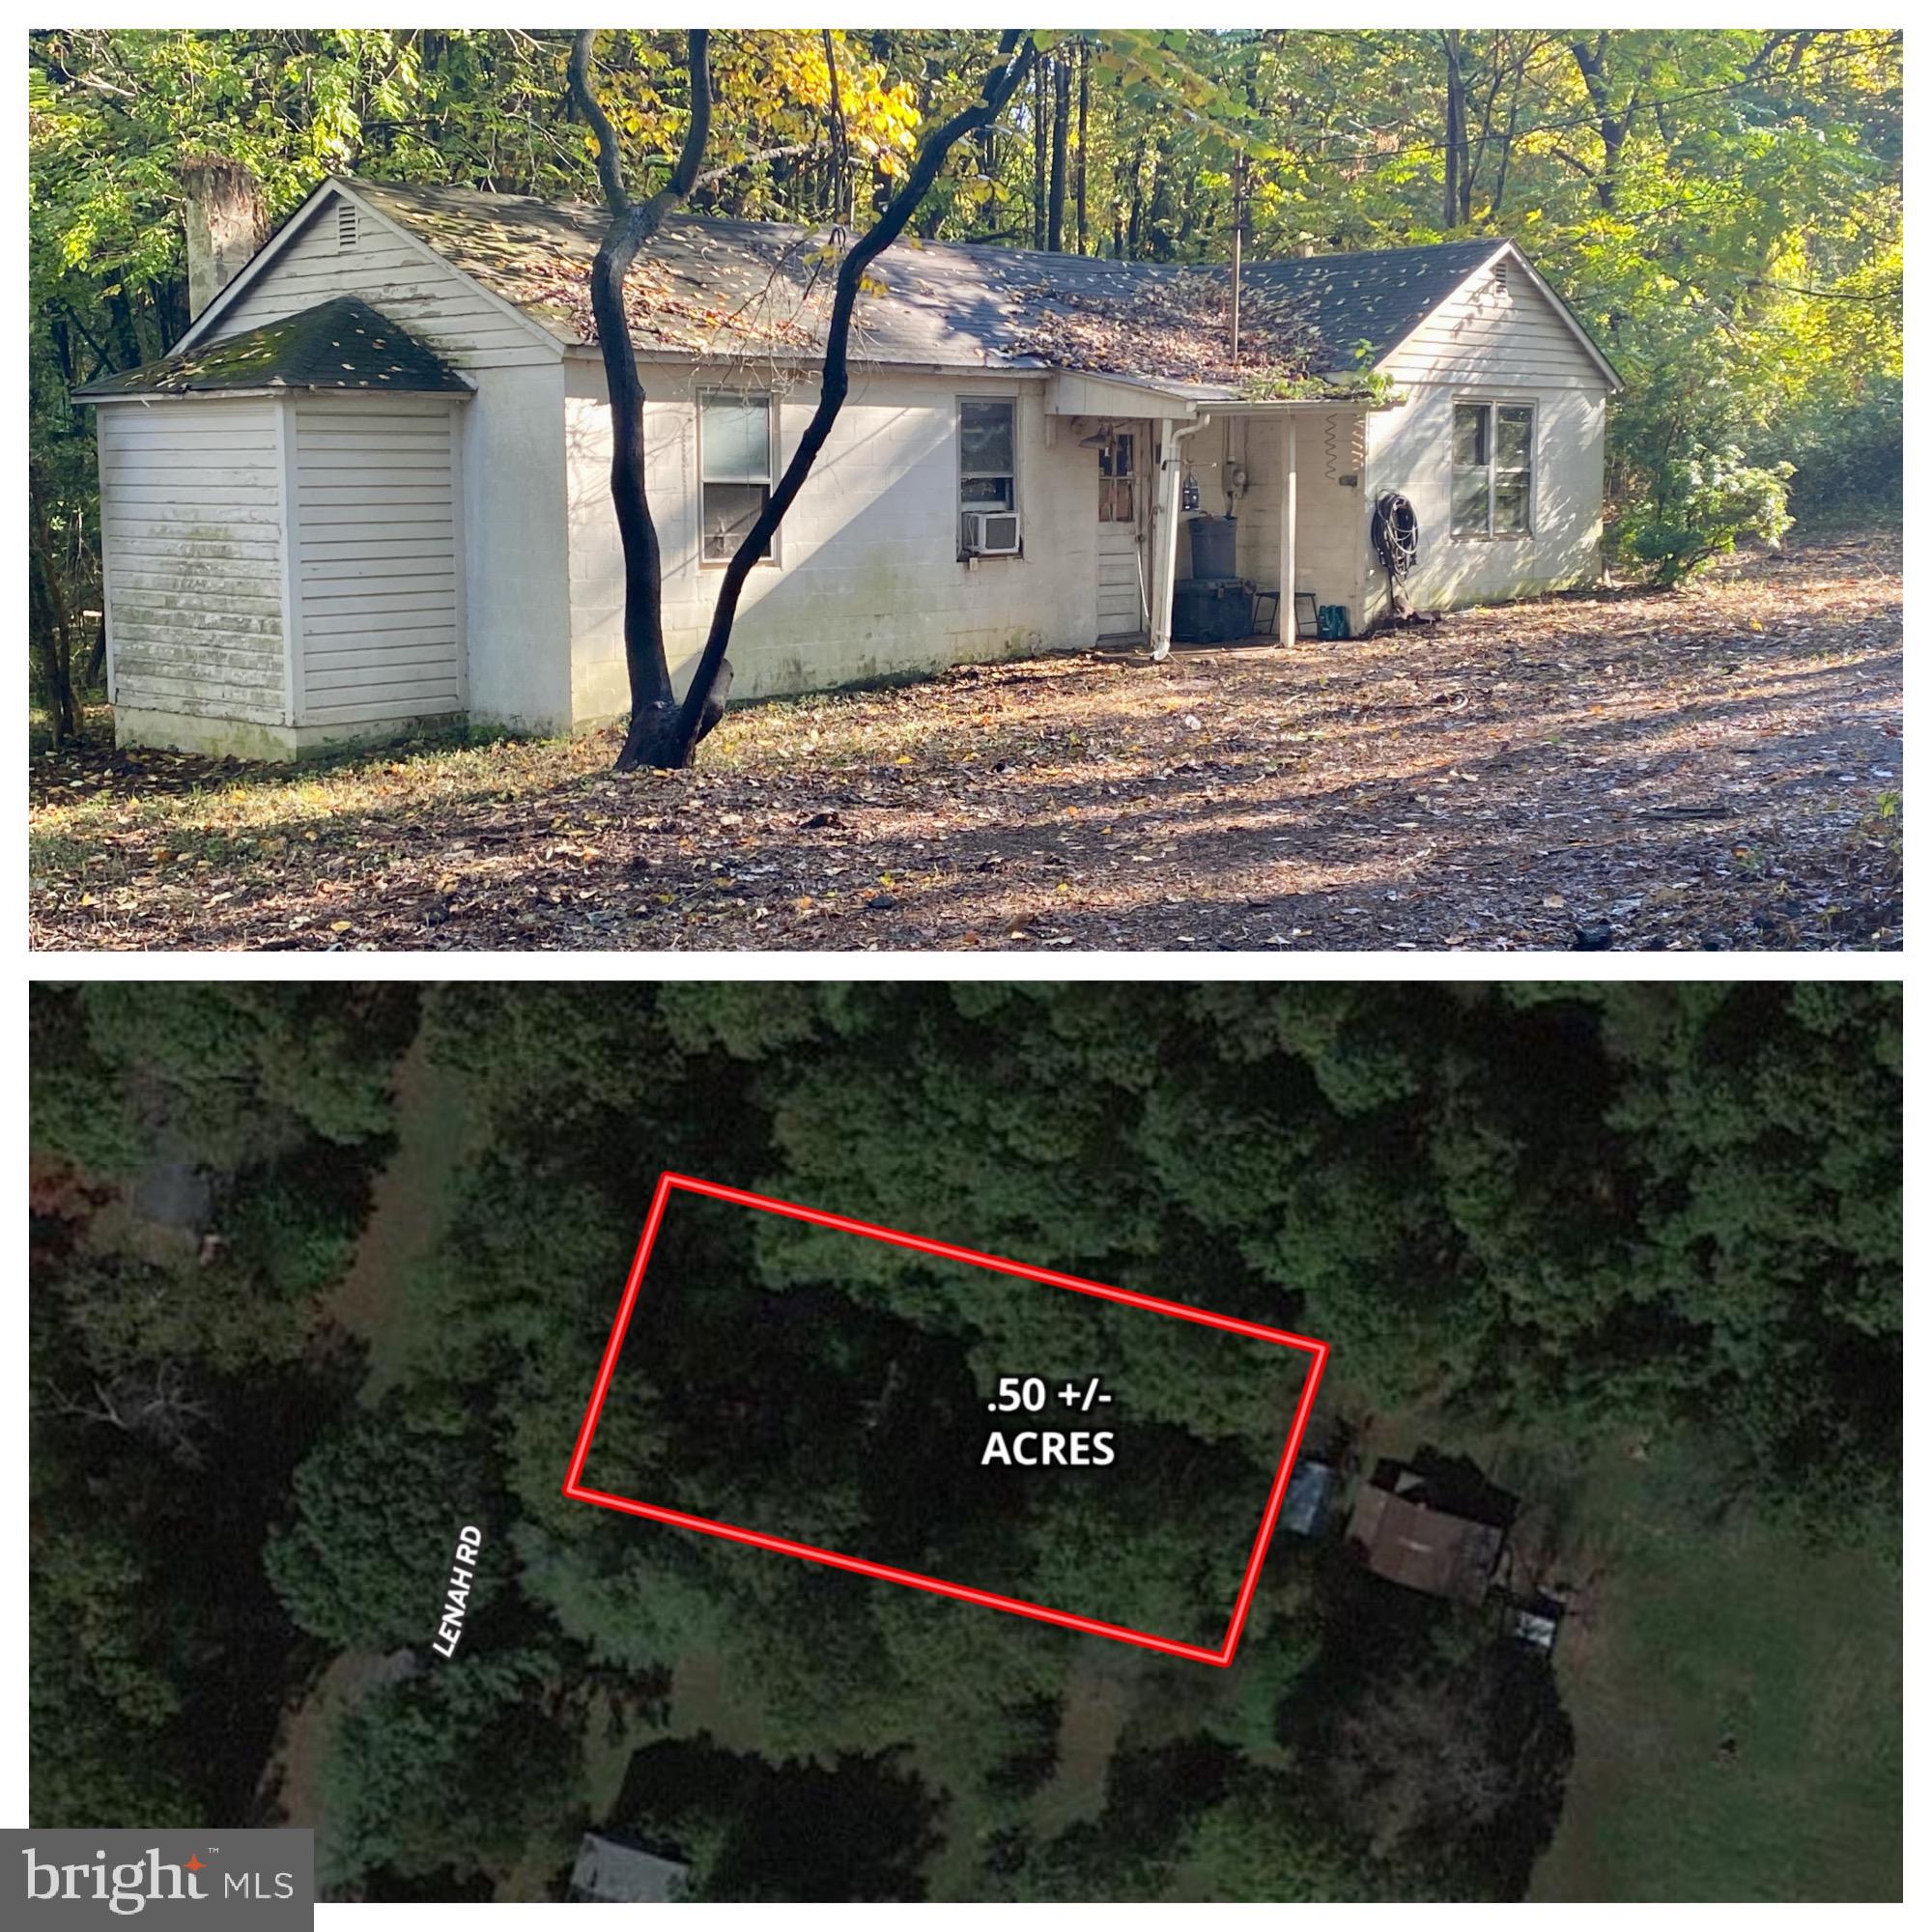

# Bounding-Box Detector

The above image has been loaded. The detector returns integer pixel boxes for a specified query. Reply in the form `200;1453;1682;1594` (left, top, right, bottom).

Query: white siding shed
291;393;466;730
96;396;290;735
79;296;472;758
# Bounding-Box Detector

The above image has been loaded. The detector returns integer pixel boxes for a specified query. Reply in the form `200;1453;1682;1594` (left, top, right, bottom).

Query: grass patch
29;726;607;880
331;1031;476;1406
1531;1435;1900;1901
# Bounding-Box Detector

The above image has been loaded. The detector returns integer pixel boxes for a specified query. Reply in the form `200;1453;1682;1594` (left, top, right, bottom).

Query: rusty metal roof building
1347;1474;1504;1604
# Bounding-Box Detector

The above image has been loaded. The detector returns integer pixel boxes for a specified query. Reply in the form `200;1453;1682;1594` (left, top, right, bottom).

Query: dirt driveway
29;529;1900;952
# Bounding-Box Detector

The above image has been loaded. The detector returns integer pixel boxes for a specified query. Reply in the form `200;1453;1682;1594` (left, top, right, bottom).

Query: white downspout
1150;414;1207;662
1280;412;1297;642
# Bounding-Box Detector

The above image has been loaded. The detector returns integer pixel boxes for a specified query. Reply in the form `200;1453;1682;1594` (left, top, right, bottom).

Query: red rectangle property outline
562;1173;1331;1668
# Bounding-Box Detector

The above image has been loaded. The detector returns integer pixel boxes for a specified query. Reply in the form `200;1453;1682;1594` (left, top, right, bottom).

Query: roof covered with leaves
342;178;1516;386
77;295;470;399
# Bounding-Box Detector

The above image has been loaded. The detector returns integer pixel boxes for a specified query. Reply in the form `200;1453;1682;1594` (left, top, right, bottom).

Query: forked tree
568;28;1037;771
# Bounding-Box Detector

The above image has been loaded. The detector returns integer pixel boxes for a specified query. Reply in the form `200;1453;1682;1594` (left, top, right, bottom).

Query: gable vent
336;202;359;251
1492;259;1509;296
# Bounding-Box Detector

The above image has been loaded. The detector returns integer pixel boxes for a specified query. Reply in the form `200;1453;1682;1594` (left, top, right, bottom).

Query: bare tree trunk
1466;33;1507;223
1075;41;1090;256
1569;33;1634;214
822;28;852;226
29;467;78;744
1047;50;1070;252
1229;151;1246;365
104;287;145;369
566;29;714;772
667;36;1037;766
1491;52;1526;223
1033;58;1047;249
1441;30;1465;231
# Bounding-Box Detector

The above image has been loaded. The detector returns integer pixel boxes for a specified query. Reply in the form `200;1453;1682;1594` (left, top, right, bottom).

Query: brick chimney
179;156;266;319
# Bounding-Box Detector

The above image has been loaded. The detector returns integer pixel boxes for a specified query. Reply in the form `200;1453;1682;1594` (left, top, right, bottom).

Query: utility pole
1229;148;1246;366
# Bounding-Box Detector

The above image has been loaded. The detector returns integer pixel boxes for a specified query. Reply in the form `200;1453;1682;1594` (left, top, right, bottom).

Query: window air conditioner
961;511;1021;556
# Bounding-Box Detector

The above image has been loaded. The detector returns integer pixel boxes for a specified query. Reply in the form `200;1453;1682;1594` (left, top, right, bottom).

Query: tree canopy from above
27;981;1900;1898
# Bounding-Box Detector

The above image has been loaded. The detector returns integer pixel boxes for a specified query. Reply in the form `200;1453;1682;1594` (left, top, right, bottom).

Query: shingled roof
340;179;1530;383
1243;241;1516;367
76;295;469;399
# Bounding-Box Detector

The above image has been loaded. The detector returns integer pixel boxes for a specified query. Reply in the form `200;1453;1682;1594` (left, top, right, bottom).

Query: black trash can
1187;515;1237;581
1172;579;1253;643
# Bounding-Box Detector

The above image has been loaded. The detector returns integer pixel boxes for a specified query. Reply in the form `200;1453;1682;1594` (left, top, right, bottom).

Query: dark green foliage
30;986;407;1834
32;983;407;1172
30;985;154;1173
1785;380;1902;523
266;1396;498;1651
28;1508;203;1830
319;1650;580;1889
1600;981;1902;1532
615;1739;946;1901
32;983;400;1375
77;983;409;1153
28;981;1900;1899
1035;1740;1245;1896
221;1154;366;1301
29;1274;361;1834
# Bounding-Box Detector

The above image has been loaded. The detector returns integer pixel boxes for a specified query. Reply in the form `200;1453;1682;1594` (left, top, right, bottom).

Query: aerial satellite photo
27;981;1902;1900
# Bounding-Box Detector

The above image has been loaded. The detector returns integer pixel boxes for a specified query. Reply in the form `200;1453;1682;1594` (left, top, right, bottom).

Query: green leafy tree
266;1396;497;1650
29;1514;203;1829
318;1650;580;1889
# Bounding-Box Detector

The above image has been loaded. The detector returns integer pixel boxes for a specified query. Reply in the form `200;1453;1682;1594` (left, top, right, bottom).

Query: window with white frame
699;392;775;562
958;397;1020;554
1451;400;1533;537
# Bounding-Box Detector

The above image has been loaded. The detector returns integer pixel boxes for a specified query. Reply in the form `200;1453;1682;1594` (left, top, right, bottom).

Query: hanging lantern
1181;471;1201;513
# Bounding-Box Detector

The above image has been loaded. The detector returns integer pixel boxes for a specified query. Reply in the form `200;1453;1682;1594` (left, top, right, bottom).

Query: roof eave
1205;393;1384;415
569;340;1052;381
76;385;289;403
77;378;475;403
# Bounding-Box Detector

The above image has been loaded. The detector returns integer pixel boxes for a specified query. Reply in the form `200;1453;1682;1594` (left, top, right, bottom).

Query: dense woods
28;28;1902;737
30;981;1900;1897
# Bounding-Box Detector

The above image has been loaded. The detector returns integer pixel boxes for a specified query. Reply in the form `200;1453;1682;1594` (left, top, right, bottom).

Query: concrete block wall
1295;410;1370;634
565;361;1100;722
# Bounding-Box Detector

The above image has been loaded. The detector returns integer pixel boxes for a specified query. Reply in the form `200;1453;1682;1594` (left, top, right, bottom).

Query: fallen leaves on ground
1003;268;1322;386
27;529;1903;953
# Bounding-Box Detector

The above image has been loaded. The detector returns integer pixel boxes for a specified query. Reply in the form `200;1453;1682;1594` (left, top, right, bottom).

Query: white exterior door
1095;426;1147;641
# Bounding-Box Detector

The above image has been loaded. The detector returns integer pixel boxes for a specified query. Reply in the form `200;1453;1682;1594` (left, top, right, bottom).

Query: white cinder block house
78;177;1619;758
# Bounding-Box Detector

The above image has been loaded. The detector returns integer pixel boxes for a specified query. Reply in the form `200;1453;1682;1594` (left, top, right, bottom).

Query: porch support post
1280;412;1297;643
1151;412;1205;662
